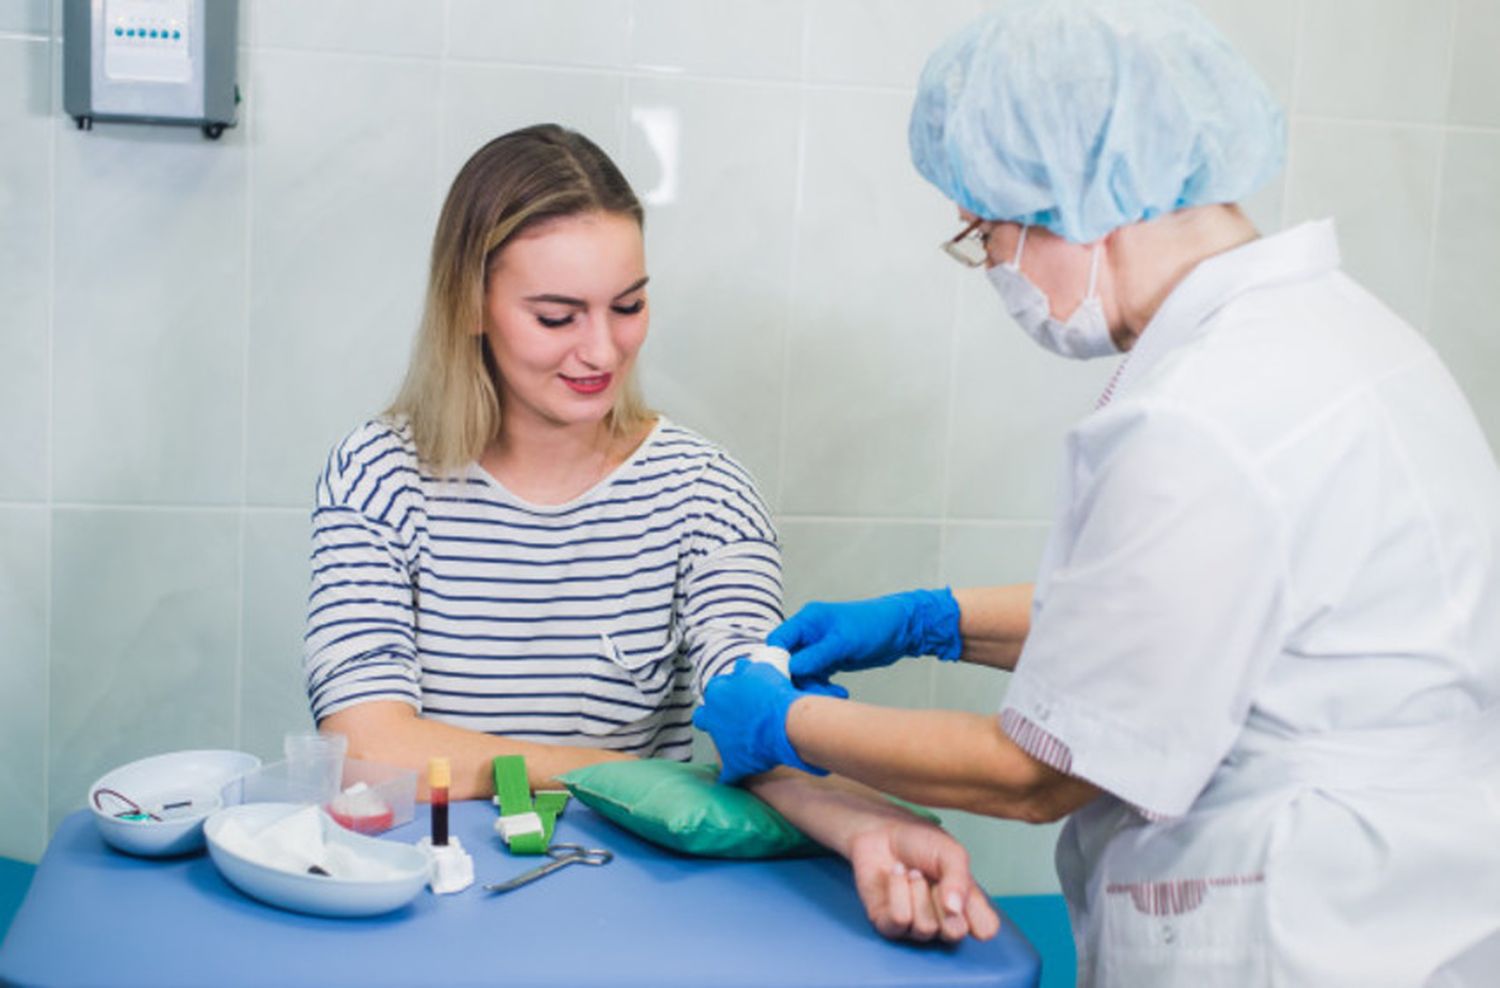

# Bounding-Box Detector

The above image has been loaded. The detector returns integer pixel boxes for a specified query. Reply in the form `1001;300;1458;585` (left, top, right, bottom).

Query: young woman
304;125;782;794
303;125;999;944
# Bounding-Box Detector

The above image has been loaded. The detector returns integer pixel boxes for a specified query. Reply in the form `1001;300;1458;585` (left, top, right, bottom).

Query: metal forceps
483;843;613;894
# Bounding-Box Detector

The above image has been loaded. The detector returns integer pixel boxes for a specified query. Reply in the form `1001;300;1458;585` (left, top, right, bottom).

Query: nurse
694;1;1500;983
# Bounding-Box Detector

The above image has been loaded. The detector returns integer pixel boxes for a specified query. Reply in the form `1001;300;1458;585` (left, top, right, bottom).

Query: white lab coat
1000;221;1500;986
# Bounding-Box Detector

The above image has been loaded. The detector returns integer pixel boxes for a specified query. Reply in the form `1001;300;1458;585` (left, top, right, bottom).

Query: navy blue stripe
422;700;694;728
424;488;704;536
348;446;413;505
310;625;417;652
413;621;671;645
419;687;669;712
308;597;413;622
416;556;677;587
423;540;679;568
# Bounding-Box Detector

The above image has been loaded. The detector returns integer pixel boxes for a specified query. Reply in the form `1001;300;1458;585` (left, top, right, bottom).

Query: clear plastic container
328;759;417;835
282;730;347;799
222;758;417;836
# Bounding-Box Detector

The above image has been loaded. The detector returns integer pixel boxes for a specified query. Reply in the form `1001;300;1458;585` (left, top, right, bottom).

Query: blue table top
0;801;1039;988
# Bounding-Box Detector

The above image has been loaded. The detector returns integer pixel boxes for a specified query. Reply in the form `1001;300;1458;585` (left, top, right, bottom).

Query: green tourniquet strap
492;759;572;855
493;755;532;817
534;790;570;817
509;828;549;855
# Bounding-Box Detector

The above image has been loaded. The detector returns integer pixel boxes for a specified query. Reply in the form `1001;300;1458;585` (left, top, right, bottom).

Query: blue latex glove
693;659;829;785
768;588;963;685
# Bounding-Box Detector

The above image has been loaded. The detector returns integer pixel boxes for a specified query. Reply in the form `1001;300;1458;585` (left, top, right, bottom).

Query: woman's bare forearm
953;584;1033;671
745;769;919;857
320;700;632;800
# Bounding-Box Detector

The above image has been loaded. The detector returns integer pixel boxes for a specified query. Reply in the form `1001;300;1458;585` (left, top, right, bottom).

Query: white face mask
985;226;1119;360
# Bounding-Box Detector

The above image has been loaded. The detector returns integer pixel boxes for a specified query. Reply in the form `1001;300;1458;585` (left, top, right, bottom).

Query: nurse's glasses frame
942;217;990;268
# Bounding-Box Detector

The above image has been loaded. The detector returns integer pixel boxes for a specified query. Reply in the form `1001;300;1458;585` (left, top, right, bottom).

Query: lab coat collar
1104;220;1342;405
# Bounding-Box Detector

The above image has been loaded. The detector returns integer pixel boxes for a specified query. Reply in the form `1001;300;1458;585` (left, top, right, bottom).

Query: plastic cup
282;730;347;801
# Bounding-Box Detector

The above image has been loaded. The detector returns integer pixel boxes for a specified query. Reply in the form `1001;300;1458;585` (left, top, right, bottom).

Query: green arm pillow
557;759;938;859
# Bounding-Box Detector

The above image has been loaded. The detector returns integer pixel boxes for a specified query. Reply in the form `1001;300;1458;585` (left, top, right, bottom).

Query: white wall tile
246;52;439;506
945;274;1114;521
1284;120;1442;328
933;521;1048;713
781;88;959;517
0;40;51;502
253;0;444;56
1297;0;1456;123
448;0;629;68
1429;131;1500;448
0;508;47;861
52;122;247;505
631;0;803;80
804;0;980;89
625;77;800;499
778;519;941;709
1192;0;1300;107
441;63;625;180
48;509;239;831
1240;171;1287;236
939;521;1050;586
240;510;315;762
1448;0;1500;128
0;0;50;35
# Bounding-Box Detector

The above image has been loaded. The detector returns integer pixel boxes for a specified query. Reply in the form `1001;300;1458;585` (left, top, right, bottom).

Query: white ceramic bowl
89;749;262;857
205;802;429;918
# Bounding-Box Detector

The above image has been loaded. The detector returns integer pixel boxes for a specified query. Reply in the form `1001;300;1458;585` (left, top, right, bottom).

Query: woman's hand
846;818;1001;944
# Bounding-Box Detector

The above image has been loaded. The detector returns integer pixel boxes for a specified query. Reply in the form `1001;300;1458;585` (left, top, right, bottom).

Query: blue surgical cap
910;0;1285;243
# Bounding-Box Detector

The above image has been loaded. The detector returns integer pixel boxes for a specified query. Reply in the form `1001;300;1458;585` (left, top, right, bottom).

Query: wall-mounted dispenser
63;0;240;140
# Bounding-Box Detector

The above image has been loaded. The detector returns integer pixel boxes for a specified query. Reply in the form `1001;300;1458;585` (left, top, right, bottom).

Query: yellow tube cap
428;756;451;789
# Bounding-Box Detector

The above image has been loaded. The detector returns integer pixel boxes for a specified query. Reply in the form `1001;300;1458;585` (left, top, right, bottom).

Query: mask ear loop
1084;242;1102;300
1007;225;1029;270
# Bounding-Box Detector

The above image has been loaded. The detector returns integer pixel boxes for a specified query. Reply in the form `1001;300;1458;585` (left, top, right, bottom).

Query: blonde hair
388;124;653;474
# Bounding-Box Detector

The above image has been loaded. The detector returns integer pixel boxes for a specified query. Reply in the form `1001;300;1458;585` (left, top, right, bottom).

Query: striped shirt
303;417;783;760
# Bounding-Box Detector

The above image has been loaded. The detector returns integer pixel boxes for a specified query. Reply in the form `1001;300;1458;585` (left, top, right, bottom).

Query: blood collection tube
429;756;450;847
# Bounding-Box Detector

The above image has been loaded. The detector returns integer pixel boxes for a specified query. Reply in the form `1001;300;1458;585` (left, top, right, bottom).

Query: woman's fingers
878;862;914;938
965;885;1002;941
907;868;941;941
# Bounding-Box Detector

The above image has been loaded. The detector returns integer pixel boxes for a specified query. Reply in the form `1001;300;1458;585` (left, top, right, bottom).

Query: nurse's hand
848;819;1001;944
770;588;963;684
694;659;830;784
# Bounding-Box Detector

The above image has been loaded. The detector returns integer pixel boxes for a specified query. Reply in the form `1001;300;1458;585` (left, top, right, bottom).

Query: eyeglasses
941;217;990;268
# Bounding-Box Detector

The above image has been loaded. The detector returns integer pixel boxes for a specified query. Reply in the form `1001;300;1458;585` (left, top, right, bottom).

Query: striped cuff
999;708;1074;774
1000;707;1172;822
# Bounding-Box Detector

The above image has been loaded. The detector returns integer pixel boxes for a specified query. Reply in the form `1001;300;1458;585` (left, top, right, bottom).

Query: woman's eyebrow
523;277;648;307
523;293;586;307
613;276;650;300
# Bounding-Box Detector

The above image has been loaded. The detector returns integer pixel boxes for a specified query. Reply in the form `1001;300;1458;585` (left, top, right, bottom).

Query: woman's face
482;210;648;433
960;209;1102;320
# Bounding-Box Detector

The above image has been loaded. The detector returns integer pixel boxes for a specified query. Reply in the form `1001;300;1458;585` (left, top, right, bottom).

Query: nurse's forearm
320;701;633;801
785;697;1096;824
953;584;1032;672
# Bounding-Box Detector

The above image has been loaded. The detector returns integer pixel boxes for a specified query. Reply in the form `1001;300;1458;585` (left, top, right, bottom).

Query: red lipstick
562;373;611;395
